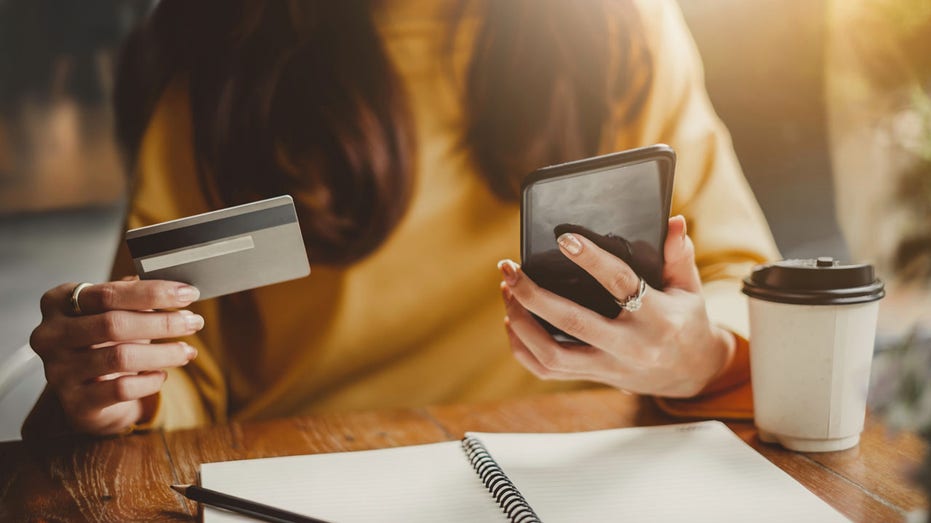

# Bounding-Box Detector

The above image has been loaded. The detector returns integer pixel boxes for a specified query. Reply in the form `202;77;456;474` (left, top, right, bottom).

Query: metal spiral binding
462;436;541;523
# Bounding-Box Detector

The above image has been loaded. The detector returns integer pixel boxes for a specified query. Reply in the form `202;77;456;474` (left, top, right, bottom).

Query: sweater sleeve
617;0;781;418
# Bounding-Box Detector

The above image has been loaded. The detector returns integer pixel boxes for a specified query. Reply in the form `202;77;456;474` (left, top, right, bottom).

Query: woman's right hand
29;280;204;435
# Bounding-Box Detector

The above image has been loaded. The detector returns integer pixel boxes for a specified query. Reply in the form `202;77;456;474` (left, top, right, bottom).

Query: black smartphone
520;144;676;342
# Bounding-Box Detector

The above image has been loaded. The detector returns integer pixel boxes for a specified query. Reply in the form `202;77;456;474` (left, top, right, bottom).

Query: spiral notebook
200;421;849;522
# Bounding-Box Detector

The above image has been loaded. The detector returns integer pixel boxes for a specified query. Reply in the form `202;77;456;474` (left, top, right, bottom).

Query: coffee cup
742;257;885;452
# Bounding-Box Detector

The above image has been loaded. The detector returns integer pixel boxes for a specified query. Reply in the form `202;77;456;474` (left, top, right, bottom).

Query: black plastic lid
741;257;885;305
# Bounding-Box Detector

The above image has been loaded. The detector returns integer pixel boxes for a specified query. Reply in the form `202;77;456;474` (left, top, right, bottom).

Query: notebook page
471;421;850;523
200;440;507;523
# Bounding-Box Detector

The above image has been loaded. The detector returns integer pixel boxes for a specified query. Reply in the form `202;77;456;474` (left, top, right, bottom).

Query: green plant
871;331;931;521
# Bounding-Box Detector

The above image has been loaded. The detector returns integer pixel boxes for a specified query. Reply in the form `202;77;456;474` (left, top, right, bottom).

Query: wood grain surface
1;388;927;522
0;431;188;521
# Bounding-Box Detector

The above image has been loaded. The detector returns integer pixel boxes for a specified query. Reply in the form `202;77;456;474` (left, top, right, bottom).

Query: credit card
125;195;310;300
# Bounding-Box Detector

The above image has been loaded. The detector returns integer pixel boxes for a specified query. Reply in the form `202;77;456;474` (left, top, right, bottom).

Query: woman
25;0;778;437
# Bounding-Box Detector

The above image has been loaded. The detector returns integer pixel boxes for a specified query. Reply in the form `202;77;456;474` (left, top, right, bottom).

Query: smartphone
520;144;676;341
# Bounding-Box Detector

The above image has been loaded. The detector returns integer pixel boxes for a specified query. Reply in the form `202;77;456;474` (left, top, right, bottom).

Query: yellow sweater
32;0;778;434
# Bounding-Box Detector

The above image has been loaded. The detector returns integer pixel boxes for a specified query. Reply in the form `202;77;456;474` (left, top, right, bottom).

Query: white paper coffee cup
742;257;884;452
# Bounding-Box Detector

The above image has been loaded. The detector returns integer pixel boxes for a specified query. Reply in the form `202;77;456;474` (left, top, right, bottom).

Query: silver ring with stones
615;278;647;312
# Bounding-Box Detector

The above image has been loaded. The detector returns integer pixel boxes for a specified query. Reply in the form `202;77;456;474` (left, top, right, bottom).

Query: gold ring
615;278;647;312
70;282;93;315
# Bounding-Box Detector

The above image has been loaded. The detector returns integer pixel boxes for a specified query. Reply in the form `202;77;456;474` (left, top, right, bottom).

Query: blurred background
1;0;928;441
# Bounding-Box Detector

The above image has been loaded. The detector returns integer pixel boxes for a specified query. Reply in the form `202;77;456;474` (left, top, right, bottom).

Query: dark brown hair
115;0;651;265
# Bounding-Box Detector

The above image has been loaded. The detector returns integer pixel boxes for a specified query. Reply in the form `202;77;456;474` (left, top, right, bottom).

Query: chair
0;343;46;441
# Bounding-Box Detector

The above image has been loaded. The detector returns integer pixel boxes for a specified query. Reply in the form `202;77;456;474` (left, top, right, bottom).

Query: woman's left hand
499;215;736;398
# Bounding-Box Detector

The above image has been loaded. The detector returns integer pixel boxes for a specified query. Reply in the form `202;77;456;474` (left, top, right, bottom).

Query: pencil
171;484;332;523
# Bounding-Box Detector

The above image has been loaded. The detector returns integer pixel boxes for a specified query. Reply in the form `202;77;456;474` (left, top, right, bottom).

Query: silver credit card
126;195;311;300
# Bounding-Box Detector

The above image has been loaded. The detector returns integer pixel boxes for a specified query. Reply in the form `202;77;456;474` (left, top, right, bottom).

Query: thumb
663;215;702;293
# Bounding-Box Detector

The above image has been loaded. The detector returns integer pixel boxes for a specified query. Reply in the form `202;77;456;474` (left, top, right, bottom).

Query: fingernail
678;215;687;240
557;233;583;255
497;259;520;286
500;283;513;303
176;286;199;303
178;309;194;316
182;342;198;359
185;313;204;331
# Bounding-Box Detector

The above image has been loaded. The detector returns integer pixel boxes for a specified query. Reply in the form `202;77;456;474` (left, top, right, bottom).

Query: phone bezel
520;144;677;289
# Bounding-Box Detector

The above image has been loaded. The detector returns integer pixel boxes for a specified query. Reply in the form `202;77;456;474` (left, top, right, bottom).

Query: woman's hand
29;279;204;435
499;215;736;398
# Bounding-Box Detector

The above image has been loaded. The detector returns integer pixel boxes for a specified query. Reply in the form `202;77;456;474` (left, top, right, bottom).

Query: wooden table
1;388;927;522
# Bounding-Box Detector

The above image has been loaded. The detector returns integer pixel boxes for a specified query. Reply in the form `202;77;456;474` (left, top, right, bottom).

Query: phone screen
521;148;674;338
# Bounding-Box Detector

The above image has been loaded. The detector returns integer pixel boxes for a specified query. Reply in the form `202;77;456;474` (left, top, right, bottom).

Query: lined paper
472;422;849;522
200;441;507;522
200;422;849;522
